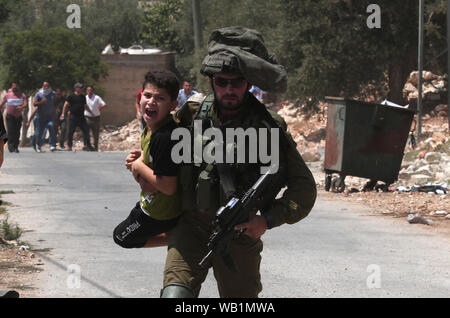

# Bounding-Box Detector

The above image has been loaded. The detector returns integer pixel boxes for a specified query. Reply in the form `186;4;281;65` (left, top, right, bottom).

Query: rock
424;152;441;163
414;166;433;177
410;174;431;185
417;150;429;159
301;151;321;162
407;213;433;225
434;104;448;112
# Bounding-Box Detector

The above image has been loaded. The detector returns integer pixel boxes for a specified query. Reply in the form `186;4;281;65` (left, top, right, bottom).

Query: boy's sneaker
50;146;56;152
36;147;43;153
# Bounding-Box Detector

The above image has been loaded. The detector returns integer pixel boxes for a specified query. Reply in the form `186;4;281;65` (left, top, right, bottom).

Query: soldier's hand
234;214;267;239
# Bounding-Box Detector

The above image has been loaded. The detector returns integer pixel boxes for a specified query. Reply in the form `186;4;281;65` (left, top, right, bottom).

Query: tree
82;0;143;51
140;0;184;52
0;26;108;94
277;0;447;105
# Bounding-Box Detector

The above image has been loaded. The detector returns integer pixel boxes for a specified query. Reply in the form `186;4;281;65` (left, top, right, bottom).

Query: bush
0;217;22;241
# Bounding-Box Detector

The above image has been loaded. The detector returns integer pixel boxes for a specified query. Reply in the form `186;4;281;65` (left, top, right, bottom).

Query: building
98;48;176;126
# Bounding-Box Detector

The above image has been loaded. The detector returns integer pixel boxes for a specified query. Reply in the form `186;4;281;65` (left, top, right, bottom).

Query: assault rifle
198;165;280;271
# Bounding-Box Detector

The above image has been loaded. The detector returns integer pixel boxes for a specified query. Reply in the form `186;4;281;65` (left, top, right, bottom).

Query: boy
113;70;181;249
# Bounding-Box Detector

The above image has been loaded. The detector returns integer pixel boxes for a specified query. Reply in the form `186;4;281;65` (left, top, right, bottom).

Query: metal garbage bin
324;97;415;192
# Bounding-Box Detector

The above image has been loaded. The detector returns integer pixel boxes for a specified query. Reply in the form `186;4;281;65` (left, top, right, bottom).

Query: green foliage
170;0;446;107
82;0;143;51
0;26;108;93
0;217;22;241
141;0;184;52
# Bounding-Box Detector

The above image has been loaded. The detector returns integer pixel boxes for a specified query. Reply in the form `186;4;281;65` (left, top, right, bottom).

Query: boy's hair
142;70;180;101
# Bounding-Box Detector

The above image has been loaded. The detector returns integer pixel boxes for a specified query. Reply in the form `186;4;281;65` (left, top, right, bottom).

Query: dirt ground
0;241;43;297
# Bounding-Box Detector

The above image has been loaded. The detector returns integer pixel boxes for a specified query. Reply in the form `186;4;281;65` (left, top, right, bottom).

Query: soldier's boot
160;284;194;298
0;290;19;298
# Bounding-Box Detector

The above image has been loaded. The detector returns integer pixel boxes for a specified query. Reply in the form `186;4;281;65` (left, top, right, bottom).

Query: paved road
1;148;450;297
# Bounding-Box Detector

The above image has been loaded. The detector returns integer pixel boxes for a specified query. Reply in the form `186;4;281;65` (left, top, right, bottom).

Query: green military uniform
161;26;317;298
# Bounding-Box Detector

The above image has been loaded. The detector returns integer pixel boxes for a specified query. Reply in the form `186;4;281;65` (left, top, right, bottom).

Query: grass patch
0;190;14;195
0;217;23;241
7;285;35;291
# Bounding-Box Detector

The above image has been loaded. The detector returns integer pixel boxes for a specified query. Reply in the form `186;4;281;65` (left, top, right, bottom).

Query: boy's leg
113;203;177;249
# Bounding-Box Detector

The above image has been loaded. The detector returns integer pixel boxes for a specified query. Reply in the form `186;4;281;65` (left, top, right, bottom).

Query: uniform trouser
85;115;100;150
163;211;263;298
68;115;91;148
5;115;22;151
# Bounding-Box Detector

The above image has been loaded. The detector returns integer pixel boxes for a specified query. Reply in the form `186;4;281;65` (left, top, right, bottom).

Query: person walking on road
61;83;93;152
33;82;57;153
0;83;27;153
84;86;106;152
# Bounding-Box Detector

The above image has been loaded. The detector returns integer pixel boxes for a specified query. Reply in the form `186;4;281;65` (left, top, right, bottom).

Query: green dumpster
324;97;415;192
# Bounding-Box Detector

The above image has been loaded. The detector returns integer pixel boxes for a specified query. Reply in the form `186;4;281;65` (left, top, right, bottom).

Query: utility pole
192;0;202;53
447;0;450;130
417;0;424;140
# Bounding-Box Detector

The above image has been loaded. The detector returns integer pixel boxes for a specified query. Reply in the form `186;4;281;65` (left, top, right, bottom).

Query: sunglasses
213;77;247;88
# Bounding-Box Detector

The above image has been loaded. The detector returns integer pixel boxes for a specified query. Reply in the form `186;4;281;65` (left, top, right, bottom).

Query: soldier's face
211;73;249;116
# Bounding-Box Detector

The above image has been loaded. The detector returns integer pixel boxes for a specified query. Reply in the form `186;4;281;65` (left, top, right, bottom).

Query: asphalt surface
1;148;450;298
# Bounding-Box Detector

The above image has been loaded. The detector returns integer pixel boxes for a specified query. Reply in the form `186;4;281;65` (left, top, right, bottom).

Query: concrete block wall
98;52;176;126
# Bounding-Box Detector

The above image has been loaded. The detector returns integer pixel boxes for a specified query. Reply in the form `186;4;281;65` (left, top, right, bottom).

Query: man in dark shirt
61;83;93;151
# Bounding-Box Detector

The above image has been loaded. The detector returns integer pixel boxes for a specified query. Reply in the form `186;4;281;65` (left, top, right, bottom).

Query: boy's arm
131;160;177;195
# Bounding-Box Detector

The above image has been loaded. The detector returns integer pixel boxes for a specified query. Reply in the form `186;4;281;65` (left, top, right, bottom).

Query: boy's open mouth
145;109;157;118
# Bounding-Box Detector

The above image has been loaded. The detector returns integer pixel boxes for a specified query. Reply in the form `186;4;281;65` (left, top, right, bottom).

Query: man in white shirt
85;85;106;151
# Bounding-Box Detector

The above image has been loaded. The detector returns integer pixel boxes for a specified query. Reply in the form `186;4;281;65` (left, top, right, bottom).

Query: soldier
161;26;317;298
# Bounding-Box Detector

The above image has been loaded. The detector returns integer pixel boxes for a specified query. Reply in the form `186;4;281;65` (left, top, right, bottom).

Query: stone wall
98;52;176;126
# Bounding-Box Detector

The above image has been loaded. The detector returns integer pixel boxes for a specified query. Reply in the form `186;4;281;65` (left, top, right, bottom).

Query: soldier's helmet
200;26;287;93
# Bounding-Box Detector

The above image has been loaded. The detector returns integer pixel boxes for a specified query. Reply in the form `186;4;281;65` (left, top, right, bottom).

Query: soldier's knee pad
160;283;194;298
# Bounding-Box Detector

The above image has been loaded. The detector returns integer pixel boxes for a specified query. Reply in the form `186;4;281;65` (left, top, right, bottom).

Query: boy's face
140;83;177;130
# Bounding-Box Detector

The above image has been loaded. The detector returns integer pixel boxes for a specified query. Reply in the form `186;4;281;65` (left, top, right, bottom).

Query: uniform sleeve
262;118;317;229
149;130;179;177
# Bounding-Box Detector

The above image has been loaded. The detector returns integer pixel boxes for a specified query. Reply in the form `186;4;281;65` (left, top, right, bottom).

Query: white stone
410;174;431;185
424;152;442;163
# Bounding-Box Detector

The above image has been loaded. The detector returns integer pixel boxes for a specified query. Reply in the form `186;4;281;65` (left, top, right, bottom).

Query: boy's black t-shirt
148;117;179;177
67;94;86;117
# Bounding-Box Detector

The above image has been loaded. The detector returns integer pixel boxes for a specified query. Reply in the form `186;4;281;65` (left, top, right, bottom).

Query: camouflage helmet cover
200;26;287;93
